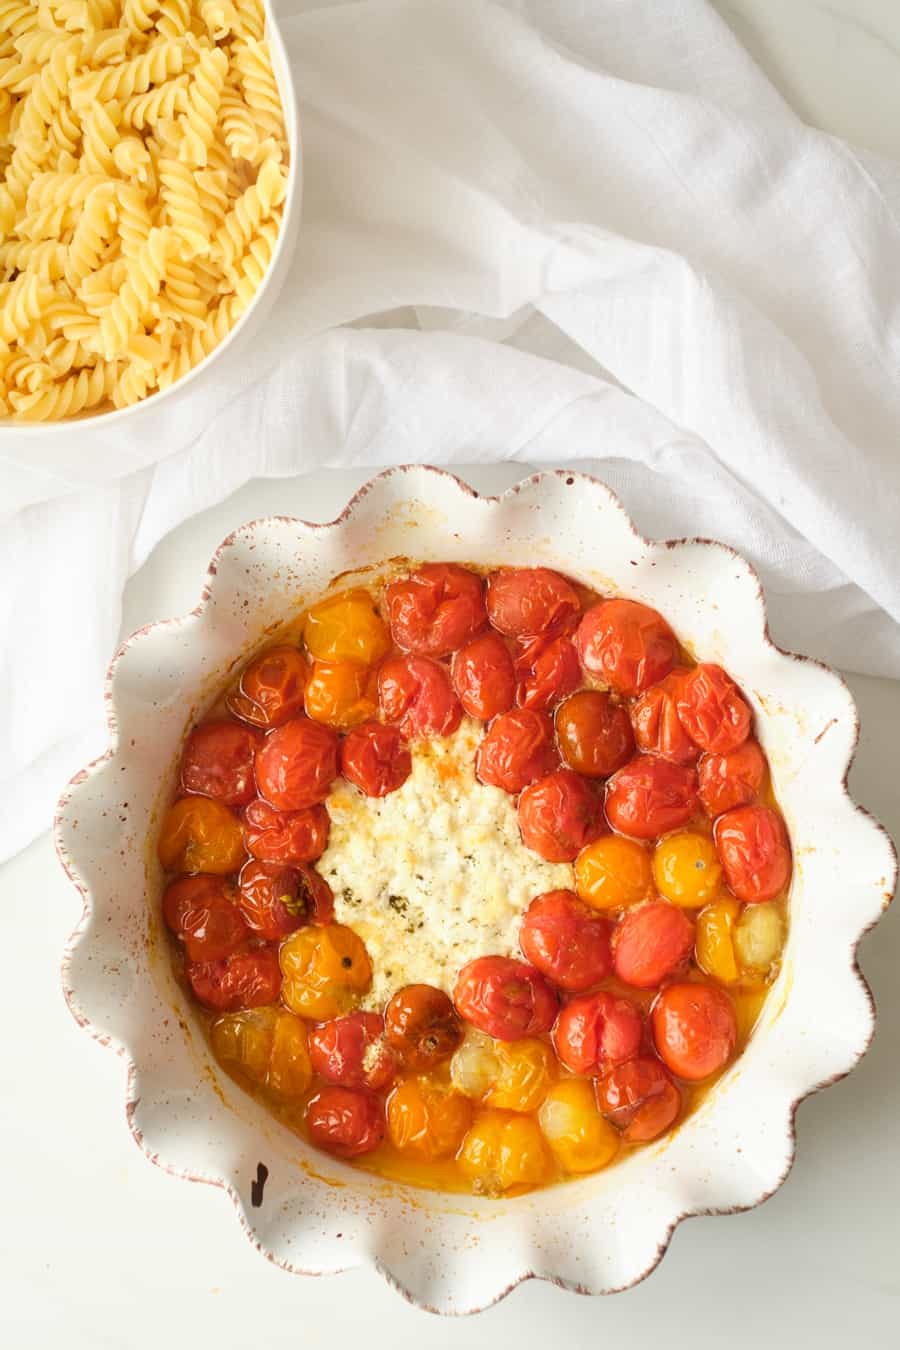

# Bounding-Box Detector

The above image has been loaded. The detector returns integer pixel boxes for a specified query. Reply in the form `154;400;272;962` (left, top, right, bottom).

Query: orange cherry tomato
517;769;605;862
308;1012;397;1091
386;1077;472;1160
180;720;262;806
612;900;694;988
162;874;248;961
698;740;766;818
227;645;309;728
304;660;378;730
451;631;516;721
475;708;557;793
186;946;281;1011
377;654;462;739
518;889;612;992
575;598;677;696
677;664;751;754
555;690;634;779
254;716;339;811
552;990;643;1075
157;796;246;874
237;858;334;939
515;634;581;713
385;563;485;657
454;956;558;1041
242;798;330;865
604;756;698;839
303;589;391;666
651;982;737;1081
211;1006;312;1101
714;804;791;902
306;1086;385;1158
595;1056;681;1142
574;835;653;911
630;669;698;765
340;721;412;797
486;567;580;639
279;923;372;1020
459;1109;552;1192
384;984;463;1070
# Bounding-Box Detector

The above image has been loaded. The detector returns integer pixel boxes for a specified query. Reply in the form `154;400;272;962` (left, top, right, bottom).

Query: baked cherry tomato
227;645;309;728
651;982;737;1081
180;720;262;806
384;984;463;1070
555;690;634;779
377;654;462;739
517;769;605;863
518;889;613;991
254;716;339;811
308;1012;397;1091
237;859;333;939
515;634;581;712
385;563;485;657
279;923;372;1020
454;956;558;1041
652;831;722;909
552;990;643;1075
303;589;391;666
714;804;791;902
611;900;694;988
162;874;248;961
475;708;557;793
677;663;751;754
304;660;378;730
574;835;653;911
186;946;281;1011
630;669;698;765
604;756;699;839
698;740;766;818
306;1086;385;1158
451;631;516;721
340;721;412;796
538;1078;619;1174
242;797;330;865
575;598;677;695
157;796;246;874
387;1077;472;1160
211;1006;313;1100
595;1057;681;1142
486;568;580;638
458;1110;552;1192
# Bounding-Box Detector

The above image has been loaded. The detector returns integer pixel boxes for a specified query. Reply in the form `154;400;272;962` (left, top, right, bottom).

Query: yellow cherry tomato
486;1039;556;1113
304;659;378;730
653;831;723;908
538;1078;619;1174
734;902;785;974
574;834;653;911
450;1031;501;1101
458;1109;552;1194
303;589;391;666
211;1006;312;1101
279;923;372;1020
157;796;246;874
695;896;740;983
386;1076;472;1160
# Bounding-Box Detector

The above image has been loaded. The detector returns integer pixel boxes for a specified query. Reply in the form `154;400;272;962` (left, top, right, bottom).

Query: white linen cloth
2;0;900;860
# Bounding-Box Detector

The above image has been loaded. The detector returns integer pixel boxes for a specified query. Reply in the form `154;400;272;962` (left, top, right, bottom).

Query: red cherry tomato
555;690;634;778
186;946;282;1011
517;769;605;863
515;634;581;712
385;564;485;657
242;798;330;865
227;645;309;728
378;654;462;739
237;859;334;939
180;721;262;806
697;740;767;818
475;708;557;793
486;568;580;639
677;664;751;754
340;721;412;797
605;756;698;839
454;956;558;1041
254;716;339;811
552;990;643;1075
630;669;698;765
651;982;737;1081
518;889;613;992
162;874;248;961
451;631;516;721
575;598;677;696
714;804;791;902
384;985;463;1070
308;1012;397;1091
612;900;694;988
305;1086;385;1158
595;1056;681;1142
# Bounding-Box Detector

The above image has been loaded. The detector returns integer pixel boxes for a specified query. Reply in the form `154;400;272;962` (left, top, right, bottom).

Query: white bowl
55;466;896;1314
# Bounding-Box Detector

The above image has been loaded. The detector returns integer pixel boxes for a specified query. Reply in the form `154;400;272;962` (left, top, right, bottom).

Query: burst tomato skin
517;769;605;863
454;956;558;1041
555;689;634;779
163;874;248;961
475;708;557;793
180;721;262;806
377;654;462;739
604;756;699;839
698;741;766;818
237;859;333;939
451;631;516;721
254;717;339;811
242;798;330;865
303;590;391;666
714;804;791;902
227;645;309;728
486;568;581;639
595;1056;681;1142
308;1012;397;1091
385;563;486;657
630;669;698;765
651;982;737;1081
305;1086;385;1158
575;599;677;696
340;721;412;797
518;890;613;992
384;985;463;1070
515;635;581;712
552;991;643;1075
677;664;751;754
304;660;378;730
186;946;282;1012
612;900;694;988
